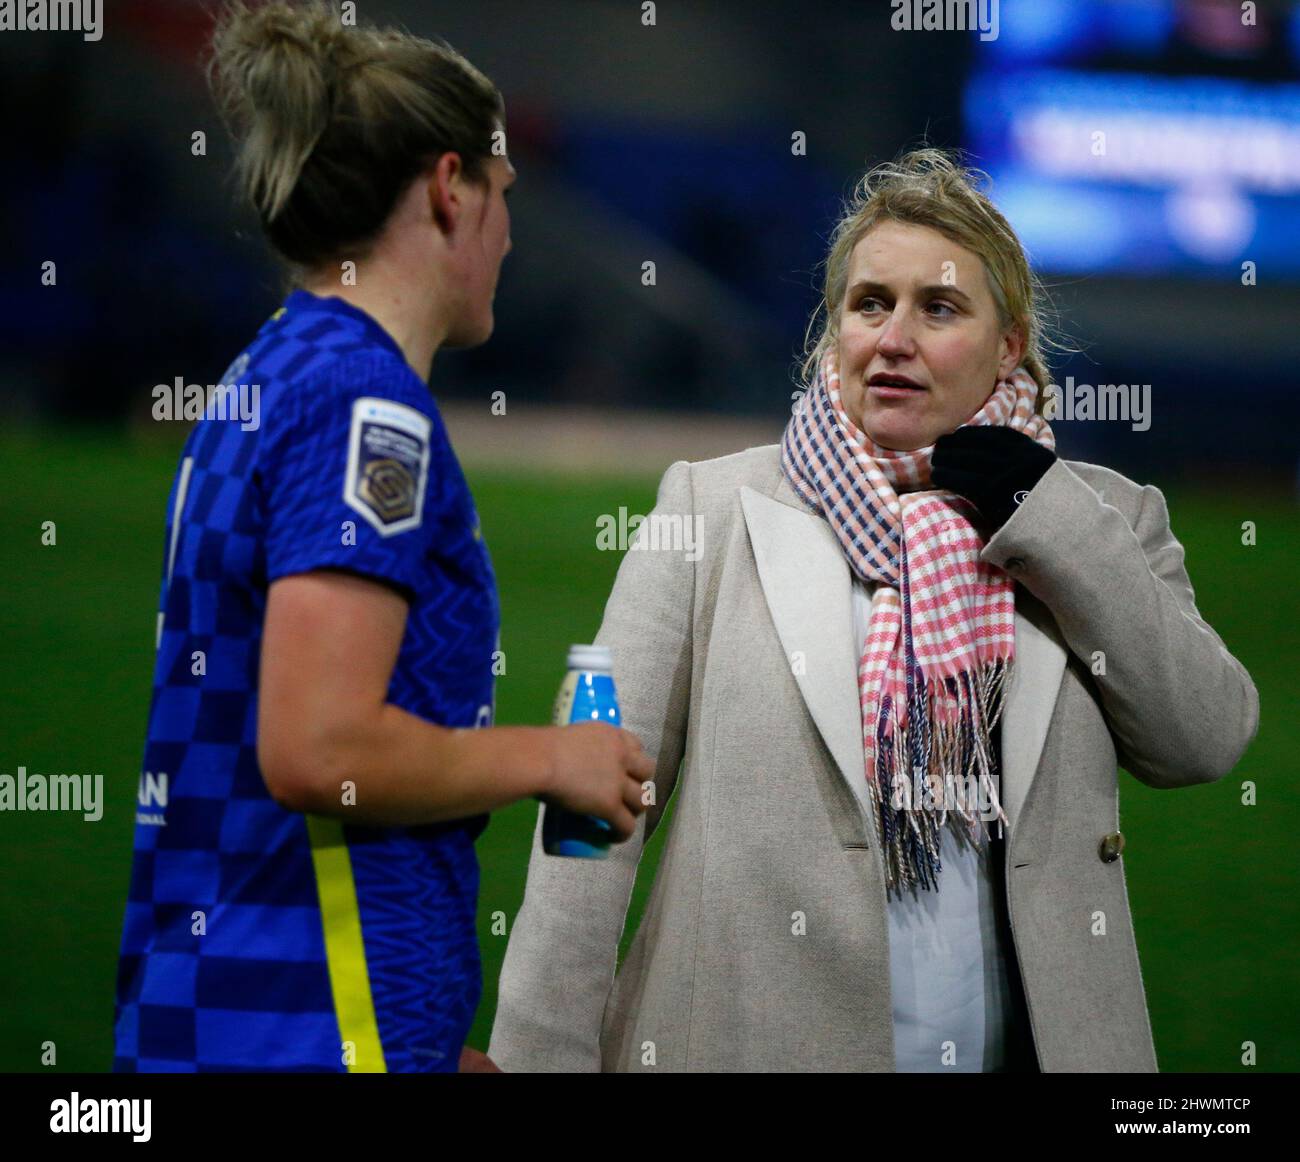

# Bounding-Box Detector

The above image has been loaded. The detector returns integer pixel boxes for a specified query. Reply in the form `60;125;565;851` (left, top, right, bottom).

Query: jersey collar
281;289;408;365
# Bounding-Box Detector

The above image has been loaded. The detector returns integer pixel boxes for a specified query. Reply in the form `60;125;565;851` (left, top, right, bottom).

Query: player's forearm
265;708;556;826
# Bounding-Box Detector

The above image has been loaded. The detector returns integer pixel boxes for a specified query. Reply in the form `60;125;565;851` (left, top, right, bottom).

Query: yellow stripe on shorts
306;815;387;1073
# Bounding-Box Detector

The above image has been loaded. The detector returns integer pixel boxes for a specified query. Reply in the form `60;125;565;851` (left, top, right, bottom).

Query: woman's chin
858;405;938;452
863;425;931;453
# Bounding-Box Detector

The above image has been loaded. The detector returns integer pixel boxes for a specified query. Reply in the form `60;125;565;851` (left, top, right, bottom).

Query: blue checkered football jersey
113;290;500;1073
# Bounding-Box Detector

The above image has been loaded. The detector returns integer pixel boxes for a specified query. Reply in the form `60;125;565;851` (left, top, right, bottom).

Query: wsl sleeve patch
343;396;433;536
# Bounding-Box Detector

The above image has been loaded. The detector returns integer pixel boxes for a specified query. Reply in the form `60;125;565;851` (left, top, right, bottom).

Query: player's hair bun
210;0;350;223
207;0;504;268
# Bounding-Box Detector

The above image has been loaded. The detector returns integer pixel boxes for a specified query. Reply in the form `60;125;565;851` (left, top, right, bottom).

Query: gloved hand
931;426;1057;532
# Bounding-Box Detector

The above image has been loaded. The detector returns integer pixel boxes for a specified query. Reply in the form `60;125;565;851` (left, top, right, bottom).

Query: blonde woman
113;1;650;1074
490;148;1259;1073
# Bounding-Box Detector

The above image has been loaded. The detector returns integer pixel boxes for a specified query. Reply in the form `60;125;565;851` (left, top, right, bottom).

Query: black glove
931;426;1057;532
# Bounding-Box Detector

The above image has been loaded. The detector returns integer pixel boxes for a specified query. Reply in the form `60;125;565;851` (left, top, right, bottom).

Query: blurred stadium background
1;0;1297;1072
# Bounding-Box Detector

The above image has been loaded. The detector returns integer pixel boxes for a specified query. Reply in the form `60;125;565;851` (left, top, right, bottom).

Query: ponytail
209;0;504;267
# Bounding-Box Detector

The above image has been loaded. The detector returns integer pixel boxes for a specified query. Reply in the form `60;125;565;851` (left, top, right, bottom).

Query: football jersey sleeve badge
344;397;433;536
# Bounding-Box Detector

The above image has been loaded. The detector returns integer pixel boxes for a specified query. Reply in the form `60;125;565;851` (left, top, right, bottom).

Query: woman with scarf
489;148;1260;1072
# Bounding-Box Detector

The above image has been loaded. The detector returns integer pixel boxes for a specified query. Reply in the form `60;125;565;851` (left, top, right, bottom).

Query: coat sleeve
488;459;696;1071
979;459;1260;789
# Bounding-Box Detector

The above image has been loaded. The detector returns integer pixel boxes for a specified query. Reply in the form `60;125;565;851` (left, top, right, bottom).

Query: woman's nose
876;310;915;356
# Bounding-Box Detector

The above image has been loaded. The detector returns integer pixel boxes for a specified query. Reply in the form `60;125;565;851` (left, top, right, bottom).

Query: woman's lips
868;382;927;399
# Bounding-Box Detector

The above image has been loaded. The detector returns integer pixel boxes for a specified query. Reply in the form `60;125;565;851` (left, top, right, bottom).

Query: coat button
1005;556;1026;570
1099;831;1125;863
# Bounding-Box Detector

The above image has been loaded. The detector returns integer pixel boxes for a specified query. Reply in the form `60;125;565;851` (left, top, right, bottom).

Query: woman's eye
857;298;954;317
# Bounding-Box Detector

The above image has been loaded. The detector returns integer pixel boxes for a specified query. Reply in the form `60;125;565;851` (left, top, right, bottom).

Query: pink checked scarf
780;350;1056;895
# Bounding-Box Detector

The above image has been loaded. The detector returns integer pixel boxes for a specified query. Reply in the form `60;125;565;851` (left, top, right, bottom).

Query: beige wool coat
489;445;1260;1072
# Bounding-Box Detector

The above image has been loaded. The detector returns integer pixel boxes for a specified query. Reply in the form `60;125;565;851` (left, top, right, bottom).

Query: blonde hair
800;146;1072;412
209;0;504;267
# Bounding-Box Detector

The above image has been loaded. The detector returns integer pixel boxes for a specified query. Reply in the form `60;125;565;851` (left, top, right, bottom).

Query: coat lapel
739;482;865;819
993;588;1068;846
740;476;1068;852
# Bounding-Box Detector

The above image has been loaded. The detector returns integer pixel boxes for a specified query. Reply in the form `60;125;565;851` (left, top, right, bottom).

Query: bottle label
552;670;578;727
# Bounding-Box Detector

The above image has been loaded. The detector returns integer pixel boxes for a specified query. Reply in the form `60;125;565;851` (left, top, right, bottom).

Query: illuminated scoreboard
963;0;1300;278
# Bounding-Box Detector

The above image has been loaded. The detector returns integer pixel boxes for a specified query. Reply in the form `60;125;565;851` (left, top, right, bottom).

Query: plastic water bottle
542;644;620;858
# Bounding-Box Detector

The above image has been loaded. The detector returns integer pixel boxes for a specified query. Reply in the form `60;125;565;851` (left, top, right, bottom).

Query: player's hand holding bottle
539;722;653;842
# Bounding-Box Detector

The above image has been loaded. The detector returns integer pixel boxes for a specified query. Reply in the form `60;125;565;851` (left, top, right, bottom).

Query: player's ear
426;153;463;235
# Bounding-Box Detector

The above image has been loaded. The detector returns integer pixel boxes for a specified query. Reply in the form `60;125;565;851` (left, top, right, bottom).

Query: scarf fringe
867;657;1014;896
